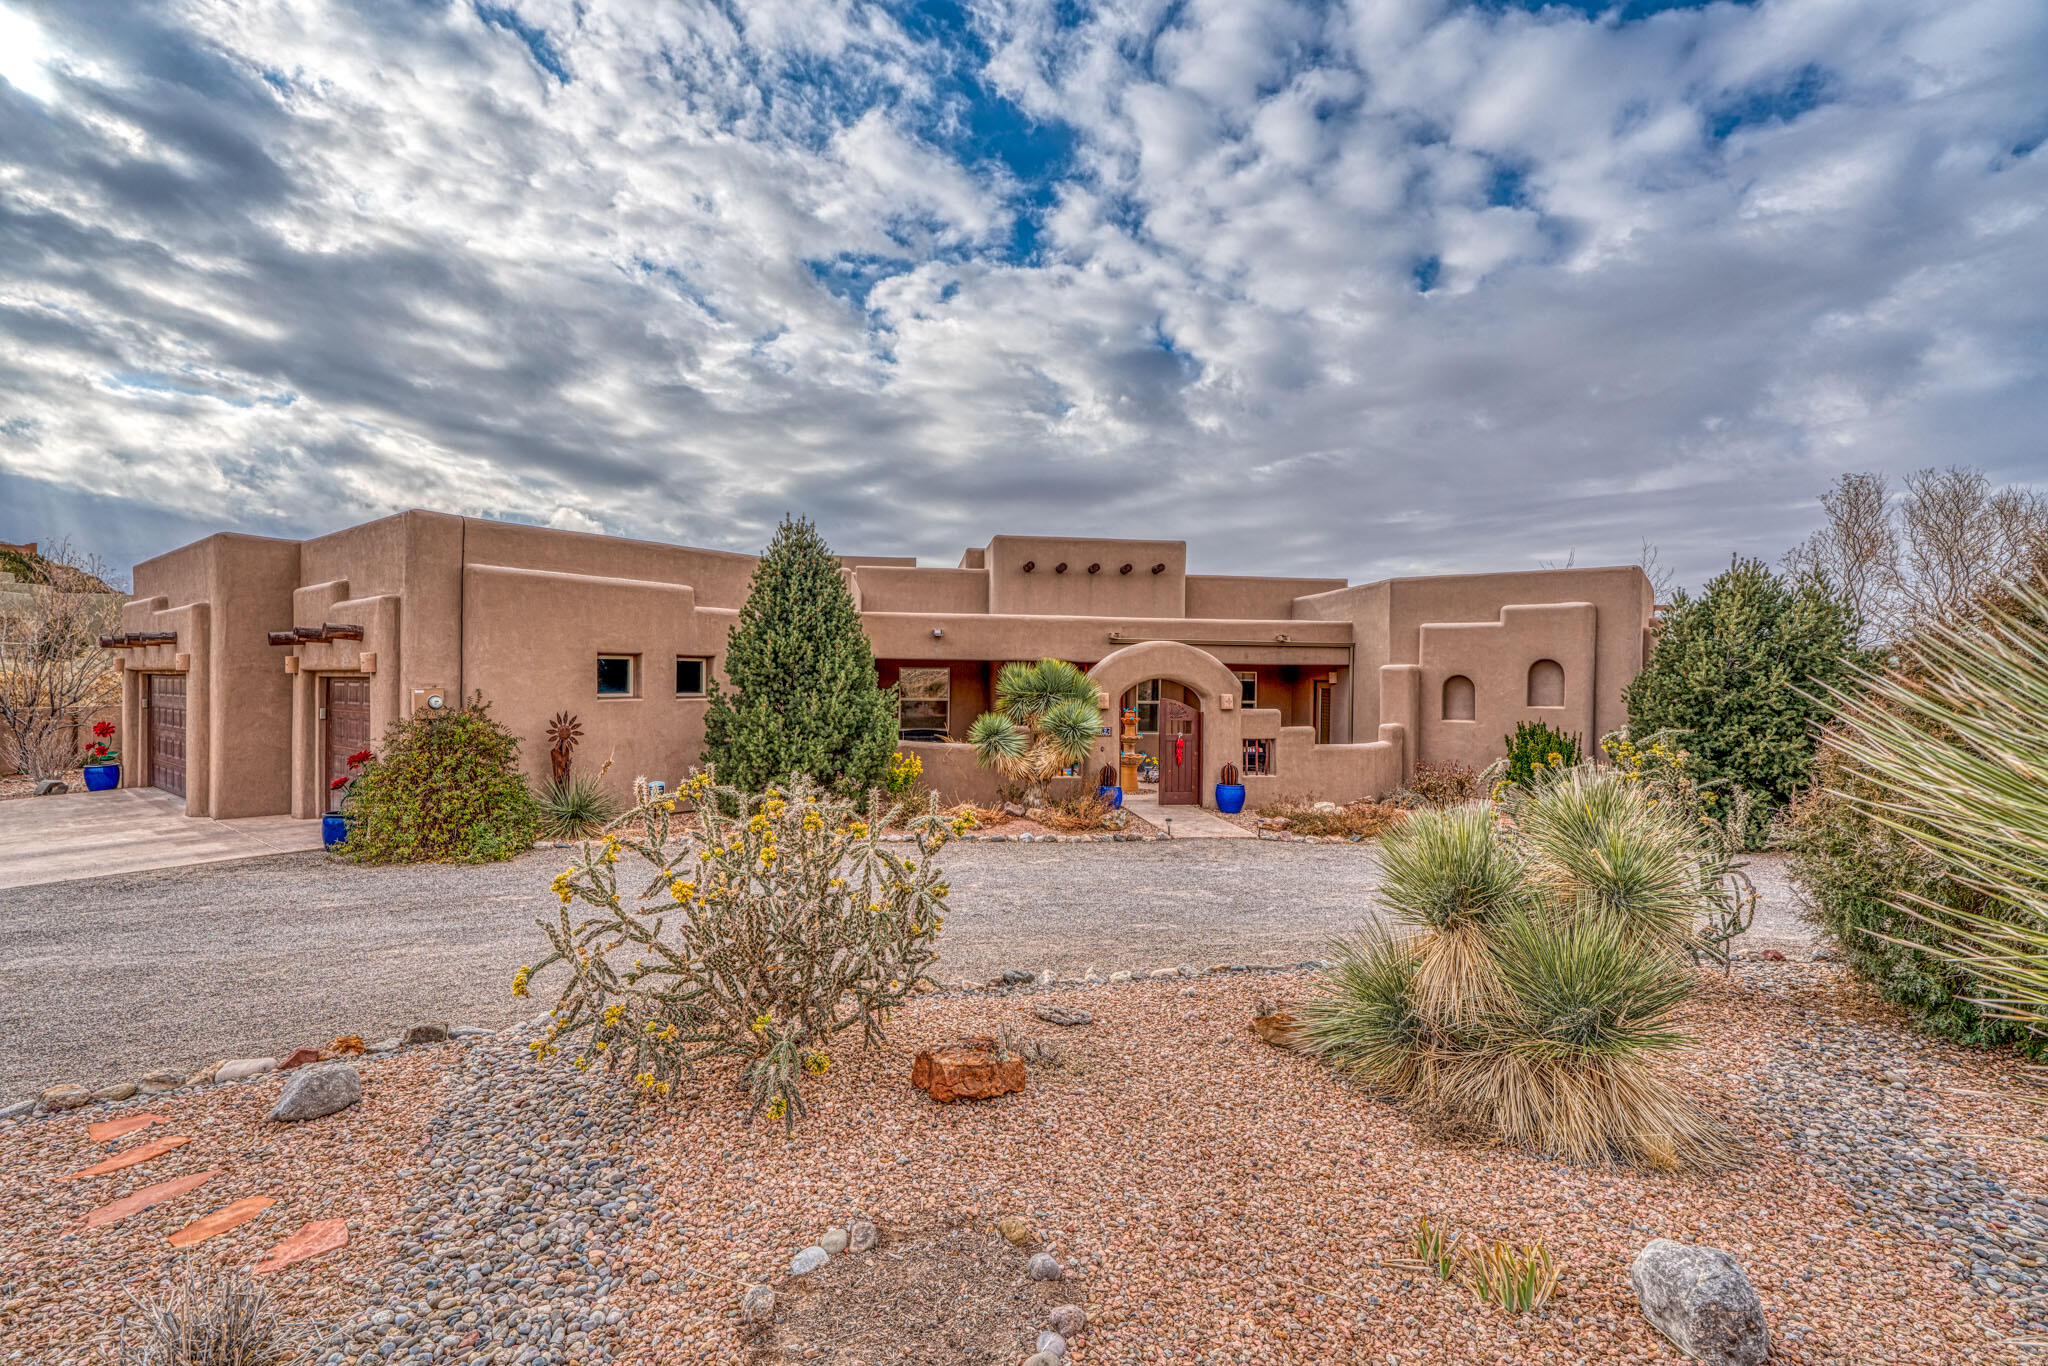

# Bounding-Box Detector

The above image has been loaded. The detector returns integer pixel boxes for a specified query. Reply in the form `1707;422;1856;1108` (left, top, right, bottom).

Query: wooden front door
148;674;187;798
324;675;372;812
1158;698;1200;806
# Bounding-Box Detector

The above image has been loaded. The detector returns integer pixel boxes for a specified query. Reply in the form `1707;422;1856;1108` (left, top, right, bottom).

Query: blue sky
0;0;2044;587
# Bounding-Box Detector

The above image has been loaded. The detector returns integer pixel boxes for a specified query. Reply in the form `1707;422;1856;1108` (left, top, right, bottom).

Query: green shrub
702;516;897;797
1497;720;1580;791
340;694;538;863
1622;556;1864;829
523;772;963;1128
535;774;623;841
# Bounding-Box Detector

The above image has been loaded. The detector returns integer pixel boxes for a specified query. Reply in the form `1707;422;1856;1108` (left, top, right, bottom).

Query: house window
1442;674;1475;721
1527;659;1565;708
1242;737;1273;775
597;655;636;697
898;667;950;736
1236;671;1258;708
676;657;708;696
1134;679;1159;732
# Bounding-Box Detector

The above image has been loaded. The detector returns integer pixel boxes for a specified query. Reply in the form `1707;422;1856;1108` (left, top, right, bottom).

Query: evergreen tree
702;516;897;795
1622;555;1863;819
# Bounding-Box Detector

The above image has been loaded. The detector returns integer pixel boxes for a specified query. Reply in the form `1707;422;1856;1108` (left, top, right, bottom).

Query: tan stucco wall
985;536;1188;618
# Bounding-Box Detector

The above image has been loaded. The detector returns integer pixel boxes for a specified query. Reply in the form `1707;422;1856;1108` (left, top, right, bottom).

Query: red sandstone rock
280;1047;322;1070
911;1035;1026;1103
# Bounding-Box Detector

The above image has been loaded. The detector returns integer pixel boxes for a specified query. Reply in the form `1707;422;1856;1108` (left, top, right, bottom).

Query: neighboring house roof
0;543;118;595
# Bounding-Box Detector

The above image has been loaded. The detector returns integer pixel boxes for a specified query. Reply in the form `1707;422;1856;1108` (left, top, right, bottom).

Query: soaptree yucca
967;658;1102;807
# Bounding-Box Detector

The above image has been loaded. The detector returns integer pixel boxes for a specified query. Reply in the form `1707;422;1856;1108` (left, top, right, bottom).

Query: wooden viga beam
100;631;176;648
271;623;365;645
266;630;299;647
321;622;365;641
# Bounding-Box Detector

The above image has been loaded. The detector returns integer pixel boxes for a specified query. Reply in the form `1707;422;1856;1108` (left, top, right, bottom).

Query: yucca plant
1299;927;1443;1097
967;658;1102;807
1412;1213;1463;1281
1373;805;1529;1021
535;773;624;841
1821;583;2048;1122
1507;768;1710;952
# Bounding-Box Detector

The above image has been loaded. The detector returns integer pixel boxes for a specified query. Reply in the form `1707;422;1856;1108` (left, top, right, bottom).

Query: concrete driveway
0;837;1814;1101
0;788;325;890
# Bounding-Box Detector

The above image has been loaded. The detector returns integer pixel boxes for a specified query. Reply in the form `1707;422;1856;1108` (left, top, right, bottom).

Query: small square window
1242;737;1273;775
1236;671;1258;708
597;655;635;696
676;657;708;696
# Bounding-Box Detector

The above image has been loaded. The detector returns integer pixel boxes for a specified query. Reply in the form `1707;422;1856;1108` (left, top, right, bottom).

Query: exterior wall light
931;628;943;638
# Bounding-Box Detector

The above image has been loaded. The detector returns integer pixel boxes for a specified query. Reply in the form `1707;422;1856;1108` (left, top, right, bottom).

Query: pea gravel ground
2;963;2036;1366
0;843;1811;1101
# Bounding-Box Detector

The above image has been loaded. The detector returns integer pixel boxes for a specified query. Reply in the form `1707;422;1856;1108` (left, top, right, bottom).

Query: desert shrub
118;1268;292;1366
523;772;961;1128
535;773;623;841
883;749;923;797
1035;792;1117;832
703;516;897;797
1407;760;1479;808
341;694;538;864
1603;727;1763;854
1495;720;1580;791
1622;555;1864;827
1302;769;1739;1170
1255;800;1408;839
968;659;1102;807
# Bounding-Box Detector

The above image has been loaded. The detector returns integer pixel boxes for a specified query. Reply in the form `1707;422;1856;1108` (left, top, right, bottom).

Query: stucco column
184;605;212;818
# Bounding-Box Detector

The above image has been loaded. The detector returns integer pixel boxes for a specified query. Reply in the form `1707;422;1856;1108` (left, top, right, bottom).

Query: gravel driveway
0;843;1811;1099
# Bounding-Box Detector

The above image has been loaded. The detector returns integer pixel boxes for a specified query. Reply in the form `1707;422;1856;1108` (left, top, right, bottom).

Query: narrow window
1241;737;1273;775
1236;671;1258;708
1442;674;1476;721
898;666;950;738
676;657;708;696
1134;679;1160;733
1527;659;1565;708
597;655;635;697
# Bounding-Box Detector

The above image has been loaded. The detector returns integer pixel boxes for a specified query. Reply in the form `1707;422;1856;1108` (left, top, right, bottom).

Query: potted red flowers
324;748;373;848
83;720;120;790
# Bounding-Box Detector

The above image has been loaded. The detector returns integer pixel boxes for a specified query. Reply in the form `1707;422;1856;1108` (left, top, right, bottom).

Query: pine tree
1622;555;1863;818
702;516;897;795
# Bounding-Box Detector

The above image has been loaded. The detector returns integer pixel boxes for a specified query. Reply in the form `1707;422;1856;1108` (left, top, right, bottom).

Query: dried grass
117;1268;301;1366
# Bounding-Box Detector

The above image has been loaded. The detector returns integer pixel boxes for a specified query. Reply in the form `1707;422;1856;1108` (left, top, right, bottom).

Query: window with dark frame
597;655;635;696
898;666;950;734
1236;671;1258;707
676;657;708;696
1134;678;1160;732
1242;737;1273;775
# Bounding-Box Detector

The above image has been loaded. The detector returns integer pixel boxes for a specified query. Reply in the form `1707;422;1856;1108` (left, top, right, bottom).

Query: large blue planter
83;764;120;791
1096;785;1123;810
322;812;350;848
1214;783;1246;814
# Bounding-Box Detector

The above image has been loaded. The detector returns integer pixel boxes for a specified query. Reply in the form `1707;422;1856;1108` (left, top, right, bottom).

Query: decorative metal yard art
546;711;582;785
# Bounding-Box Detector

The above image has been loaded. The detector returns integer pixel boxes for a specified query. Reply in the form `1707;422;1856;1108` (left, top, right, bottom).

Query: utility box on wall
411;686;450;716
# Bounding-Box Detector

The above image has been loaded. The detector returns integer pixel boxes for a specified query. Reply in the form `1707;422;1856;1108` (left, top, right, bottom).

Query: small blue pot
1096;785;1123;809
83;763;120;791
322;812;350;848
1214;783;1246;814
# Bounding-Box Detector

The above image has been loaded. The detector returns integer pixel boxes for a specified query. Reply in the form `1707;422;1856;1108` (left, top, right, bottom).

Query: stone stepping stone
83;1170;219;1228
167;1196;276;1248
59;1135;193;1181
88;1113;167;1144
251;1218;348;1274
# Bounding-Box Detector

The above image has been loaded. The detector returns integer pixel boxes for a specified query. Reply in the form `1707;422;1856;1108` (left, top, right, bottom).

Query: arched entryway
1085;641;1244;810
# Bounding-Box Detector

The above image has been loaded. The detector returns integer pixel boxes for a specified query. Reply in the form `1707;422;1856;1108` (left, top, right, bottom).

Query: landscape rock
39;1085;90;1111
1001;802;1027;818
1037;1330;1068;1357
1176;963;1203;978
366;1038;401;1053
1631;1239;1771;1366
215;1057;278;1082
449;1025;494;1038
268;1063;362;1122
1001;968;1036;984
790;1246;828;1276
33;778;68;795
1251;999;1302;1050
1027;1253;1062;1281
187;1062;223;1086
848;1218;877;1253
91;1082;138;1101
279;1046;322;1070
402;1022;450;1045
136;1068;186;1093
1023;1356;1058;1366
997;1215;1034;1247
820;1226;849;1255
740;1285;775;1323
1810;946;1837;962
1030;1005;1093;1027
1048;1304;1086;1336
1106;971;1133;984
911;1035;1027;1103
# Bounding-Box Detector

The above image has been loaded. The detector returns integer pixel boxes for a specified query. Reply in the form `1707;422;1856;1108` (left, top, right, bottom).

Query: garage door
148;674;187;798
324;675;372;812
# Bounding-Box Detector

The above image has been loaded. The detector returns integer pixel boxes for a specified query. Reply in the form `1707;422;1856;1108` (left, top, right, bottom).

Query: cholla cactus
524;769;960;1129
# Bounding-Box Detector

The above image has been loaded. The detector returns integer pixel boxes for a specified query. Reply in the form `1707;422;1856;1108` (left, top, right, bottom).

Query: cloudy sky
0;0;2043;589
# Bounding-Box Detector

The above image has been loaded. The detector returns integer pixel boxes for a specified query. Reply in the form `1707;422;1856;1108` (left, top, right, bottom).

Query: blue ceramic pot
1213;783;1246;814
83;763;120;791
322;812;350;848
1096;785;1123;810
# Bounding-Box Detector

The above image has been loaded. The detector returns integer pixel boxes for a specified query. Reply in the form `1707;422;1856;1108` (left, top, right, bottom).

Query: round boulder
267;1064;362;1122
1631;1238;1770;1366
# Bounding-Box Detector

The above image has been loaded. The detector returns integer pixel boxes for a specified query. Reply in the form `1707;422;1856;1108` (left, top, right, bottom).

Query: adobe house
103;511;1653;817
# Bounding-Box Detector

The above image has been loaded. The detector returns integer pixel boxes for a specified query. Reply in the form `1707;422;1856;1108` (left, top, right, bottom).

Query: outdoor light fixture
931;628;943;638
